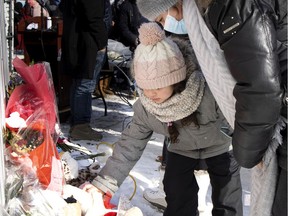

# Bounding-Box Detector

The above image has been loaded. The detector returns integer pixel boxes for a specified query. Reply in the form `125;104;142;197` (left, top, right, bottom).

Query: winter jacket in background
113;0;148;50
60;0;108;79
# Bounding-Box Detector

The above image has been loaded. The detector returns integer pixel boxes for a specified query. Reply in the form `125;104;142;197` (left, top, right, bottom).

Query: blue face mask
164;14;188;35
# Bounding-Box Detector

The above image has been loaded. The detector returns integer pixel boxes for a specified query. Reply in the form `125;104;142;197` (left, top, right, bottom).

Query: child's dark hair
168;80;199;143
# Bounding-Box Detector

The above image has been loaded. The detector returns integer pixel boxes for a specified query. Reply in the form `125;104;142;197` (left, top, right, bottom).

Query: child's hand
81;182;104;195
80;183;116;216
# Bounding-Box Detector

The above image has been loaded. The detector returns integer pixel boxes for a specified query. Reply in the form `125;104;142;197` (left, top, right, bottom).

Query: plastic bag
27;120;63;191
5;57;63;193
107;39;132;60
6;57;58;136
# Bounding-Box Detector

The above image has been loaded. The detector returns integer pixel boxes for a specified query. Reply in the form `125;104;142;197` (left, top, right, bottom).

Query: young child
143;3;211;211
86;22;243;215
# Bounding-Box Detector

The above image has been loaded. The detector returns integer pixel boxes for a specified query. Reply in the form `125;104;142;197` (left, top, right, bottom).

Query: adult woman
138;1;287;215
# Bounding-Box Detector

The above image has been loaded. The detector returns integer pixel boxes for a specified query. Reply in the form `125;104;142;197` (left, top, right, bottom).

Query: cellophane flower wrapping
4;57;65;214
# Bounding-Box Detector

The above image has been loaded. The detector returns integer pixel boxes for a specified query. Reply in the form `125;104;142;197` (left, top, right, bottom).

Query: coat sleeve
78;0;108;50
92;101;153;195
209;0;282;168
118;2;138;46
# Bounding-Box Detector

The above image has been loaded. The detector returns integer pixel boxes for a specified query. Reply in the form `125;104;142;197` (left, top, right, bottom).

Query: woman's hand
256;161;264;169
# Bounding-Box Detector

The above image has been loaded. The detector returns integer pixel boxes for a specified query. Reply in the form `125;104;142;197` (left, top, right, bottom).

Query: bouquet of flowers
5;57;63;195
3;58;141;215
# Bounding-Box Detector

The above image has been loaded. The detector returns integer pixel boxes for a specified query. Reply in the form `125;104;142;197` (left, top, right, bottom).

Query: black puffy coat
60;0;108;79
205;0;287;169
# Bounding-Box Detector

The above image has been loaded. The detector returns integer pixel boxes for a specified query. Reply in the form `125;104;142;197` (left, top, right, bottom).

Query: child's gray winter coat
92;39;231;195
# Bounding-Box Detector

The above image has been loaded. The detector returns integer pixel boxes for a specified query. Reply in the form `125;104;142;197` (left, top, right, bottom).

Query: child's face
143;86;174;104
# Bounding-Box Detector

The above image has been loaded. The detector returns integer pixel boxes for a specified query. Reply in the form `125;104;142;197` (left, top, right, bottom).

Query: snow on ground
60;94;251;216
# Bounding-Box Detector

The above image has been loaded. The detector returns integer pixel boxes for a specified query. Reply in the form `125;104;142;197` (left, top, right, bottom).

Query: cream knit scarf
183;0;236;128
139;69;205;123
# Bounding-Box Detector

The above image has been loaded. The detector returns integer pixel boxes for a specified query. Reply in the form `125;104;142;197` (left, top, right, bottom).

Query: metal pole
0;0;9;211
4;0;13;72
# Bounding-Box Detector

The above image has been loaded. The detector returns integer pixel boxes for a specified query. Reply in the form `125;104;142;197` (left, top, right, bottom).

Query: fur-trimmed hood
172;37;200;80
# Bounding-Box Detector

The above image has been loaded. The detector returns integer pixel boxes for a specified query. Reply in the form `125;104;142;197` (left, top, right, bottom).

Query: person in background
84;22;243;216
104;0;113;36
22;1;33;18
43;0;62;17
137;0;287;216
14;1;24;24
27;0;49;17
14;1;24;48
59;0;108;141
93;0;114;97
53;0;60;5
112;0;148;51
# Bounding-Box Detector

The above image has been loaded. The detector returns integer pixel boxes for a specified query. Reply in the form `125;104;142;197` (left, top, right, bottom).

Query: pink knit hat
133;22;186;90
